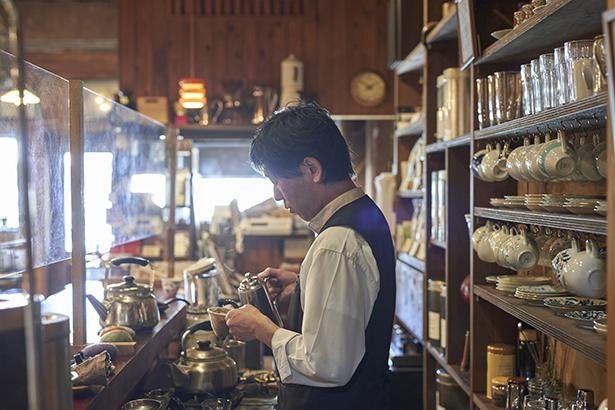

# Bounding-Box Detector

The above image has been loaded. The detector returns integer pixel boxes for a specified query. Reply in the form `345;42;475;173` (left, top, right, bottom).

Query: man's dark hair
249;102;355;183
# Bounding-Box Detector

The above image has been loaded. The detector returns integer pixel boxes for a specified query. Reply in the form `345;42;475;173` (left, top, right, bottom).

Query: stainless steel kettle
87;257;160;330
183;258;220;313
237;273;283;327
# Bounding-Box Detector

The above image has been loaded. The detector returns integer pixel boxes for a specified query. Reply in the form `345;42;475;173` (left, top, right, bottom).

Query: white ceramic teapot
561;239;606;298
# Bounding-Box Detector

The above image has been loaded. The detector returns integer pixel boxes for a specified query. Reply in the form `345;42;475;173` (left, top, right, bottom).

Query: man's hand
226;304;279;347
257;267;297;314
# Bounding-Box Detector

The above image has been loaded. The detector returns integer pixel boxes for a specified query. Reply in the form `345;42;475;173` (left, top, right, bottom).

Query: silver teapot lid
106;275;152;298
185;340;227;361
238;272;262;291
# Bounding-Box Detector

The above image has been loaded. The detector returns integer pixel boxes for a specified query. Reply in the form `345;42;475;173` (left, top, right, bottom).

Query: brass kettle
87;257;160;330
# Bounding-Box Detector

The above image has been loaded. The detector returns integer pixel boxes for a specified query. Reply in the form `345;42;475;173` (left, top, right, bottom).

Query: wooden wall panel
119;0;394;115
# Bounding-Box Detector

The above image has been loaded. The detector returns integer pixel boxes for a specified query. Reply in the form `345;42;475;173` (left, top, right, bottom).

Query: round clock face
350;71;386;107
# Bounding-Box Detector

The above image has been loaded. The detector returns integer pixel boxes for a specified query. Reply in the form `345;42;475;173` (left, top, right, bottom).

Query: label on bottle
428;311;441;341
440;318;447;348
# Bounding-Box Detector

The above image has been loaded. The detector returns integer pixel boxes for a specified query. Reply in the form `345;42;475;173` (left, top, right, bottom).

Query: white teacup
522;135;548;181
503;229;538;271
476;224;501;263
575;135;602;181
537;130;577;179
507;137;530;181
488;226;511;263
471;147;489;180
552;239;577;287
481;143;509;182
472;221;492;251
561;239;606;298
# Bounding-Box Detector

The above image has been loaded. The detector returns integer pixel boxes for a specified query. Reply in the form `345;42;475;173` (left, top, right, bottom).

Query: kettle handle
104;256;155;290
180;320;214;352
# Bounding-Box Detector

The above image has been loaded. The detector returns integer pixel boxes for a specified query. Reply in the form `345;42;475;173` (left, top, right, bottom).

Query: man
226;102;396;410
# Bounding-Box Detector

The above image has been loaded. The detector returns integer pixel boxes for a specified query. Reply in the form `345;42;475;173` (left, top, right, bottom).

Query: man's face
267;172;318;221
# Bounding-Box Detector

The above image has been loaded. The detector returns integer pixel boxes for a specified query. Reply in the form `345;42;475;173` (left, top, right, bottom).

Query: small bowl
122;399;163;410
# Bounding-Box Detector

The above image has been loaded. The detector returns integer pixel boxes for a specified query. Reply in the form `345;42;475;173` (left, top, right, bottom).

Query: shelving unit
398;189;424;199
474;93;608;140
476;0;605;65
474;285;606;364
474;207;607;235
395;43;426;75
395;118;424;138
398;251;426;273
391;1;612;408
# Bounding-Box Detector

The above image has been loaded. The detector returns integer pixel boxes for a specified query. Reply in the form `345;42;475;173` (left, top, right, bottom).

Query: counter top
42;281;186;410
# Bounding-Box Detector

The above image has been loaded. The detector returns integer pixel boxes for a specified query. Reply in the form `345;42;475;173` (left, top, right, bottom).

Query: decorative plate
564;310;607;322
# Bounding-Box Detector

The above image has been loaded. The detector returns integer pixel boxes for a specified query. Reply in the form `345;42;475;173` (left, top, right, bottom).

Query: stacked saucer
490;198;506;207
563;310;607;325
543;296;607;316
563;198;602;215
503;195;525;209
594;200;607;216
495;275;552;293
594;318;607;335
514;284;568;301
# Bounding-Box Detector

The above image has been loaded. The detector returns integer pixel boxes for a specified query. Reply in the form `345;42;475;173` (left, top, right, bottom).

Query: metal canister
487;344;516;399
183;258;220;313
41;313;72;410
238;273;283;326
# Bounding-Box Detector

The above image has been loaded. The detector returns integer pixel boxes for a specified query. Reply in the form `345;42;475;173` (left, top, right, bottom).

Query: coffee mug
471;147;489;180
476;224;501;263
503;228;538;271
561;239;606;298
472;221;492;251
524;134;550;181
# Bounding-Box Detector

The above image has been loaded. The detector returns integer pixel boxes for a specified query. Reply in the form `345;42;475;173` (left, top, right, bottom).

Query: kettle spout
86;294;108;322
168;362;189;387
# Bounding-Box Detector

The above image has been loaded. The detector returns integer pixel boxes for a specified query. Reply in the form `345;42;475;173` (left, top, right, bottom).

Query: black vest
278;195;396;410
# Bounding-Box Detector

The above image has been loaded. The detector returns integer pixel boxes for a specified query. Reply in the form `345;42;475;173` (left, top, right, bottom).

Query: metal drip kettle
237;272;283;327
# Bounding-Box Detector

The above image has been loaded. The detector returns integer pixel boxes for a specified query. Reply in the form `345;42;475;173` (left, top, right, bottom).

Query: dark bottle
517;323;537;380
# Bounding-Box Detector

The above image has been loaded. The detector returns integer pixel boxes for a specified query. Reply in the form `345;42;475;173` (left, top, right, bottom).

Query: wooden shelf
177;124;257;139
395;118;424;138
395;43;425;75
398;189;424;199
473;394;501;410
430;239;447;249
474;207;607;236
426;8;458;44
425;342;471;396
474;285;606;365
474;93;608;140
476;0;605;65
425;134;471;153
397;252;425;273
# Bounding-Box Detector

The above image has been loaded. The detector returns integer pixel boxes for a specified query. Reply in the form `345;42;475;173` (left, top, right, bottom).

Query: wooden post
69;79;86;345
165;127;178;277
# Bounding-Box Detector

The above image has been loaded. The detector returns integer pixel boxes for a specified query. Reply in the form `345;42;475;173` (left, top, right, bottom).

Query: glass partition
80;88;167;253
0;50;70;273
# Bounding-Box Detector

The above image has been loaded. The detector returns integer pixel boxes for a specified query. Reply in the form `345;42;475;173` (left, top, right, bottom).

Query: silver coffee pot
237;273;283;326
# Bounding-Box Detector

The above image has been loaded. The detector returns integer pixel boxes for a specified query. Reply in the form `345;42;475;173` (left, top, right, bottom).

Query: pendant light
178;7;205;110
0;88;40;106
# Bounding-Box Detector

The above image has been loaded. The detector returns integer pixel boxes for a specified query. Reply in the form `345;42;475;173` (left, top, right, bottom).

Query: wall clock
350;71;386;107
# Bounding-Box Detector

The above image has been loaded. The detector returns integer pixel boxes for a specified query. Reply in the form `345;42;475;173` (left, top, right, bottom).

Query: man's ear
301;157;323;183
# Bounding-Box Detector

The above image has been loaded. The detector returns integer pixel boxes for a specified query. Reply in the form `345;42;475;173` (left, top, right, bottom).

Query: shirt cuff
271;327;299;382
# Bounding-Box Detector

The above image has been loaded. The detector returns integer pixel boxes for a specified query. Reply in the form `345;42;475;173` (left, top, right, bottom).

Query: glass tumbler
530;59;543;113
521;64;534;115
593;34;607;94
564;39;596;101
554;47;569;106
494;71;522;123
488;75;497;126
526;399;547;410
539;53;556;109
476;78;489;129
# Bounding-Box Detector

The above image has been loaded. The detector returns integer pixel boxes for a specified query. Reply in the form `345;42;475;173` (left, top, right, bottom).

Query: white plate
491;29;512;40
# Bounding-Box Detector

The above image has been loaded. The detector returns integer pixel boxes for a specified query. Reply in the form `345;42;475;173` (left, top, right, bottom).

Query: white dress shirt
271;188;381;387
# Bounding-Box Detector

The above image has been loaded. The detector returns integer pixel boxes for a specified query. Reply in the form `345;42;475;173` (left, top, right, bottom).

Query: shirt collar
307;187;365;234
